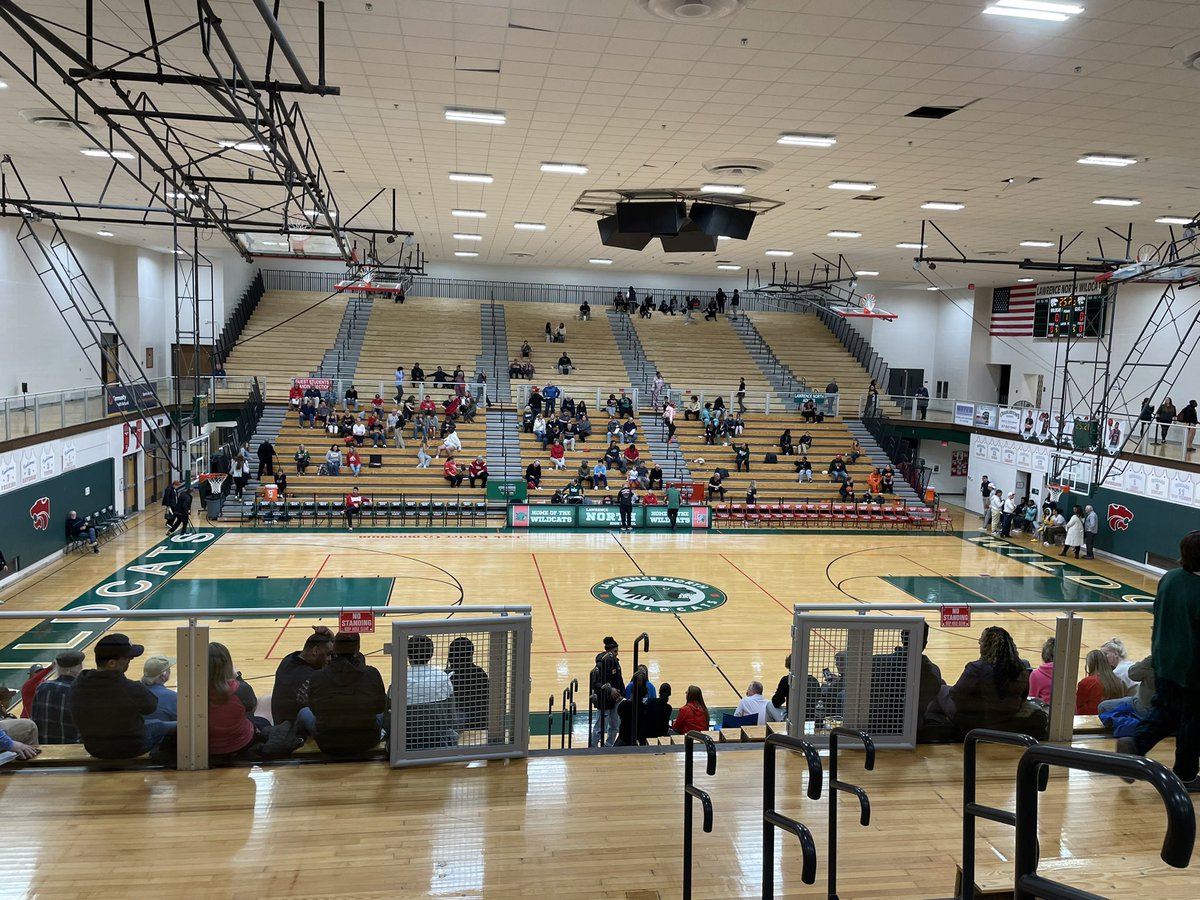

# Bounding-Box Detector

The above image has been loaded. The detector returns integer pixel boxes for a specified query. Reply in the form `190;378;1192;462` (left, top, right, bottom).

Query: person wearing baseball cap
140;656;178;722
68;634;177;759
30;650;86;744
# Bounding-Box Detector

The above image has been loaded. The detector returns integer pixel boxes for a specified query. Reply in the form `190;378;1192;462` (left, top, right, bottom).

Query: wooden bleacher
746;310;901;416
352;296;484;399
516;411;660;498
630;313;778;410
222;291;349;402
502;301;631;406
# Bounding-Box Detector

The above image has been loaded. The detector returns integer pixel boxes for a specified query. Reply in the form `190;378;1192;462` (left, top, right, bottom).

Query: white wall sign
1170;476;1194;504
20;450;37;484
40;446;56;479
1146;470;1169;499
0;455;16;492
62;442;77;471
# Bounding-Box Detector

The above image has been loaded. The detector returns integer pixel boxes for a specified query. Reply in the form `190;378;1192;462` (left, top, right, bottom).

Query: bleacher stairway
729;315;804;406
238;404;288;497
314;293;372;381
843;420;921;504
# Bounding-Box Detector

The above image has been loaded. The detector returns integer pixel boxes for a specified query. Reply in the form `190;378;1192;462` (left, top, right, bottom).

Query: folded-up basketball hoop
828;294;897;320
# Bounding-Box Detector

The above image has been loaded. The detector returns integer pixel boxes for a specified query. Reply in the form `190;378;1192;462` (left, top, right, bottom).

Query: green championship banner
508;504;710;530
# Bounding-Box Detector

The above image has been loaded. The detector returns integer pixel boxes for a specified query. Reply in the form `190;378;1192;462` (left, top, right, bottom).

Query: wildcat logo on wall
1107;503;1134;531
29;496;51;531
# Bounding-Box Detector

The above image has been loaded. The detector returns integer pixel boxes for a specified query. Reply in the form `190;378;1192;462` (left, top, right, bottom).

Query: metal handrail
0;604;531;620
561;678;579;749
792;602;1152;614
682;731;718;900
1014;744;1195;900
631;631;650;746
827;728;875;900
763;733;822;898
959;729;1048;900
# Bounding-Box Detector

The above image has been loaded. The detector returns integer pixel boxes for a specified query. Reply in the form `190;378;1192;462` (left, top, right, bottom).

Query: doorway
100;333;119;384
123;454;139;513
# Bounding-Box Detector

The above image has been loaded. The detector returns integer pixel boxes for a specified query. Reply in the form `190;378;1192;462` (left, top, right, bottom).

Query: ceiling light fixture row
982;1;1084;24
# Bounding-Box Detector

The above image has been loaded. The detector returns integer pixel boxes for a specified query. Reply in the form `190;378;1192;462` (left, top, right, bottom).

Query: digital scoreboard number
1033;287;1107;339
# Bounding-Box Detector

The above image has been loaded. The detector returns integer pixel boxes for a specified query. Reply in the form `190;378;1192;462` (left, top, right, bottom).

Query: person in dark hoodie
68;633;176;758
271;626;334;726
446;637;489;731
299;631;386;755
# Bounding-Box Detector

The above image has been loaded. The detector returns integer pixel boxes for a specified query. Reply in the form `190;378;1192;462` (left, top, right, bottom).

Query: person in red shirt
344;487;364;530
643;490;659;505
420;397;437;415
346;448;362;476
372;394;384;413
445;395;461;420
443;456;464;488
671;685;710;736
549;440;566;469
208;642;258;757
468;456;489;488
289;384;303;408
1075;649;1125;715
623;443;640;468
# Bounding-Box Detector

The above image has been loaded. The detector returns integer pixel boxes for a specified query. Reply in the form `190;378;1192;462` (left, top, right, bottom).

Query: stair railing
762;733;822;898
682;731;718;900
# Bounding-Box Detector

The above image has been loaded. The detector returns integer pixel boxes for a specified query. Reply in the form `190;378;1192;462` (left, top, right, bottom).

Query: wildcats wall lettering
0;530;222;689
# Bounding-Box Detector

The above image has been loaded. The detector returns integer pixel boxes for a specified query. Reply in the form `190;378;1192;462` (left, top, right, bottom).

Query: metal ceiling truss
0;0;363;261
745;253;865;312
571;187;784;218
909;218;1200;489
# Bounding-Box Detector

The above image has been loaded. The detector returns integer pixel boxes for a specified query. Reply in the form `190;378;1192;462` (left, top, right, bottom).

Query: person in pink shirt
1028;637;1054;703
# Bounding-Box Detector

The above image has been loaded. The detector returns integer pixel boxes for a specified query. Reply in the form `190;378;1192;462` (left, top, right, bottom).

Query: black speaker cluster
598;200;757;252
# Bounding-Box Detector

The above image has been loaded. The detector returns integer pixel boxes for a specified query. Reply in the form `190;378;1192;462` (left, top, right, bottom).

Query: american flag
989;284;1036;336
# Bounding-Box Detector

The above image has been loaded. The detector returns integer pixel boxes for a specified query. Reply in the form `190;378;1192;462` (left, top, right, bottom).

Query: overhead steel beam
67;68;339;95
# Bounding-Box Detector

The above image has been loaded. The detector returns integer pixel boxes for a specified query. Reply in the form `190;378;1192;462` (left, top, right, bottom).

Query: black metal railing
682;731;718;900
812;304;890;389
1014;744;1194;900
560;678;578;749
827;728;875;900
216;271;265;362
762;733;822;899
630;631;650;745
959;729;1048;900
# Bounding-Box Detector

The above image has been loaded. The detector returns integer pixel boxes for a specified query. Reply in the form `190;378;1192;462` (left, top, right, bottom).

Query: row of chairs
713;501;940;529
67;505;127;552
223;497;503;527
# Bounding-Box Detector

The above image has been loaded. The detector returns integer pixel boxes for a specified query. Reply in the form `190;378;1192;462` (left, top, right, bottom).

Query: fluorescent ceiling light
922;201;966;211
777;134;837;147
927;286;943;291
0;80;8;89
982;0;1078;22
827;230;862;238
217;139;270;151
854;270;879;276
449;172;494;183
513;222;546;231
765;250;794;257
445;108;506;125
95;230;114;237
453;233;483;241
168;191;200;200
1020;240;1055;248
259;241;288;247
1017;277;1035;283
452;209;487;218
896;242;927;249
717;235;732;241
540;162;588;175
454;251;479;257
1093;197;1140;206
1077;154;1137;167
700;184;746;194
303;209;338;220
1156;216;1193;225
80;148;135;159
717;264;741;271
829;181;876;191
589;258;613;265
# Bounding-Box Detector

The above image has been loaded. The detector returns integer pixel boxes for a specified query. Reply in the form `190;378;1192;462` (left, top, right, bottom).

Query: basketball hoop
1046;483;1069;507
863;293;877;312
199;472;227;496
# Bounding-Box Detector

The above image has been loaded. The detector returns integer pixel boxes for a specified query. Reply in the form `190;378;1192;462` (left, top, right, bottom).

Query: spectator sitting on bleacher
347;448;362;477
734;680;769;725
525;460;543;490
447;637;489;731
338;413;354;438
586;459;606;490
801;399;818;423
617;395;634;418
299;397;316;427
468;456;488;488
631;462;649;489
867;469;882;494
647;463;663;491
459;393;478;423
557;352;573;375
839;478;856;502
419;396;437;419
579;300;591;321
509;358;523;380
372;393;384;414
828;455;848;483
208;643;263;757
616;679;650;747
351;418;367;446
405;634;457;750
881;468;895;493
369;420;385;448
745;481;758;506
549;440;567;470
707;471;727;501
275;471;288;498
274;627;333;730
928;626;1029;738
734;443;751;473
65;511;99;553
301;631;387;755
847;440;862;465
141;656;177;722
521;340;532;359
69;633;176;759
621;416;638;443
672;686;710;735
532;413;547;447
605;394;618;417
604;441;624;474
316;400;330;427
212;361;227;384
795;455;813;483
779;429;795;456
623;442;641;470
554;322;566;342
564;478;585;505
324;445;341;476
577;413;592;443
303;384;321;403
416;440;433;469
289;383;303;408
1;690;41;760
443;457;464;488
411;362;425;383
431;365;449;387
684;396;701;421
344;385;359;410
443;395;461;424
31;650;85;744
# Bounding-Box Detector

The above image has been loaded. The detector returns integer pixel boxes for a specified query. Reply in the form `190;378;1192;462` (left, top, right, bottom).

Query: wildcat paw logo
1107;503;1134;531
591;576;726;614
29;496;51;531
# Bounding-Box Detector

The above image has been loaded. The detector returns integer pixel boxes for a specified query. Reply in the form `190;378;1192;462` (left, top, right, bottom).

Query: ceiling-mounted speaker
616;201;686;236
660;222;718;253
598;216;651;251
689;202;757;240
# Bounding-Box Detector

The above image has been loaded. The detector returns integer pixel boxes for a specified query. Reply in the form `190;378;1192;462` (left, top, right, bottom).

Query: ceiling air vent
19;107;91;131
854;194;884;201
637;0;747;22
703;158;773;179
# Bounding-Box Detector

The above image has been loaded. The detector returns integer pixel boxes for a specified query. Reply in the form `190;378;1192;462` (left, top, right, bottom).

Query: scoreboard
1032;286;1107;339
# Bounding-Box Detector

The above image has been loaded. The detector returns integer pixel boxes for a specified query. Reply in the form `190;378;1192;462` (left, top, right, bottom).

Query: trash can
206;497;223;521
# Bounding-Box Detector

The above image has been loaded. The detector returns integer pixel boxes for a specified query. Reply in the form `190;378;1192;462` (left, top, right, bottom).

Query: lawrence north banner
509;504;710;530
105;382;160;414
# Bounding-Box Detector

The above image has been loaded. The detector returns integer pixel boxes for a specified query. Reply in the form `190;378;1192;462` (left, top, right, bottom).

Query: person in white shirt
1001;492;1017;537
733;681;770;725
1100;637;1138;693
987;489;1003;535
436;427;462;459
404;635;457;749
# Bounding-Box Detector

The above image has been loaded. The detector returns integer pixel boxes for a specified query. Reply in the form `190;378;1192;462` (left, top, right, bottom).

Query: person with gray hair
141;656;177;722
1083;504;1099;559
734;680;770;725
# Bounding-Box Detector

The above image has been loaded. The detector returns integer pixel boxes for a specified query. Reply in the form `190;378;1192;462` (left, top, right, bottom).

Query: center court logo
591;576;726;614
